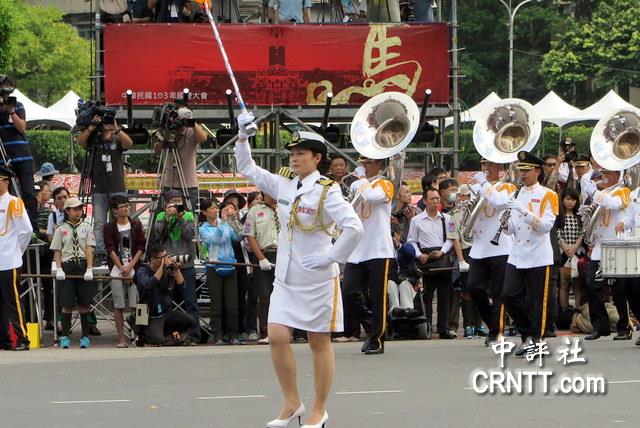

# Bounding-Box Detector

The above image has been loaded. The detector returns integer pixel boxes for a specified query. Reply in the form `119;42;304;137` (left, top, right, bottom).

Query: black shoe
635;336;640;346
514;337;532;358
14;342;29;351
485;335;498;347
545;329;557;338
360;338;371;353
585;331;608;340
44;322;54;331
613;331;632;341
438;330;457;340
89;325;102;336
364;343;384;355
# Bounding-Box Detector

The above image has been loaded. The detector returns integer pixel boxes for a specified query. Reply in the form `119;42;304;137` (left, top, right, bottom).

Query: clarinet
490;188;521;246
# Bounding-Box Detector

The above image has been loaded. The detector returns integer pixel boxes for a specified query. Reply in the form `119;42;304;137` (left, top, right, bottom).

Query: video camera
76;100;118;128
152;103;195;131
0;75;16;108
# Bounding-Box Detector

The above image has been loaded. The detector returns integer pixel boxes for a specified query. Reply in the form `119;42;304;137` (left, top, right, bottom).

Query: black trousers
343;258;391;347
468;255;508;338
10;160;37;230
611;278;640;334
502;264;552;340
0;268;29;348
585;260;610;335
422;272;452;334
145;311;196;345
206;269;239;339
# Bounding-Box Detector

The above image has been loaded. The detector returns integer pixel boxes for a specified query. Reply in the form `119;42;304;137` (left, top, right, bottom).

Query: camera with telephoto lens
76;100;117;130
151;103;195;149
173;254;190;264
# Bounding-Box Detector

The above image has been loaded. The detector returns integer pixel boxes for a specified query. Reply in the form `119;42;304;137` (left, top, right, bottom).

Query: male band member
582;168;631;340
625;185;640;345
501;151;558;356
343;155;395;355
467;159;515;345
0;165;32;351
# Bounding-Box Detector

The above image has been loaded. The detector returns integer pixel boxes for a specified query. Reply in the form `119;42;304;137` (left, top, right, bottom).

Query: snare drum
600;239;640;277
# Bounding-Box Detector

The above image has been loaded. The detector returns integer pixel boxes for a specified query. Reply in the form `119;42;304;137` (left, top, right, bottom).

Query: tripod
0;136;22;198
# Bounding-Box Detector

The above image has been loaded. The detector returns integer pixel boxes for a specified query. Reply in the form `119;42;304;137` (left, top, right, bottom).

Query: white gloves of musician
84;267;94;282
583;180;597;198
459;260;470;273
301;254;335;270
237;111;257;139
473;171;488;186
507;199;528;215
258;258;272;271
55;268;66;281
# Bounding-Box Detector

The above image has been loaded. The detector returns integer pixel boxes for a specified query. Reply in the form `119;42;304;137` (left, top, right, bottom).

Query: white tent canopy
430;92;502;127
47;90;80;128
565;90;638;124
11;89;78;129
533;91;581;127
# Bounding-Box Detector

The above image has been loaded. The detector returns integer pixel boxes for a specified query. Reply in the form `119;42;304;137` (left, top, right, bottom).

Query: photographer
391;182;419;241
77;108;133;262
133;243;197;345
557;137;577;186
154;190;200;341
0;75;37;230
152;105;207;211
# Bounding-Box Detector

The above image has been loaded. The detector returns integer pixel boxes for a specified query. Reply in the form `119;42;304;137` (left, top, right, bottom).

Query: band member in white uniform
467;159;515;345
582;168;631;340
500;151;558;356
235;113;363;428
343;155;395;355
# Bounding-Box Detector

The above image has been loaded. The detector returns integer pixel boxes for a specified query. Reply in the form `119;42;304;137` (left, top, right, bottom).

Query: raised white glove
473;171;488;186
83;267;93;281
354;166;366;178
350;178;368;192
583;180;597;197
258;258;272;271
469;182;482;195
507;199;528;215
459;260;470;273
301;254;334;270
55;268;66;281
237;111;257;138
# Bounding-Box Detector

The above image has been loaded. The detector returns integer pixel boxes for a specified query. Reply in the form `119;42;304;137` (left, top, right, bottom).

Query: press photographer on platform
133;243;197;346
76;102;133;262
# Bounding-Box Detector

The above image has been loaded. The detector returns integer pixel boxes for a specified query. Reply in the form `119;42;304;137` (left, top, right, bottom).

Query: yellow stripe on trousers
330;278;340;333
378;259;390;348
11;269;27;338
540;266;550;338
498;304;505;336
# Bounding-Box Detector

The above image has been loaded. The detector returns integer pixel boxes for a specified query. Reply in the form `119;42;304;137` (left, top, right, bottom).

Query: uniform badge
447;221;456;233
278;199;290;206
257;212;264;217
291;132;300;142
518;151;526;161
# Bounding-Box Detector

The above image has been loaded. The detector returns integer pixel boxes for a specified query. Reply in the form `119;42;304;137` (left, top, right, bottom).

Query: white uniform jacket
235;142;363;285
504;183;558;269
347;176;395;264
0;193;33;271
627;187;640;232
589;185;631;262
469;181;516;260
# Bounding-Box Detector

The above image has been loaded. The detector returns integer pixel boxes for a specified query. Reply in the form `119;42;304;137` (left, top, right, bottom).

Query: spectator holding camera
154;189;200;341
153;105;207;211
50;198;96;349
148;0;193;22
0;75;37;230
77;109;133;263
133;243;197;345
557;137;577;186
200;199;243;345
391;182;419;241
104;195;145;347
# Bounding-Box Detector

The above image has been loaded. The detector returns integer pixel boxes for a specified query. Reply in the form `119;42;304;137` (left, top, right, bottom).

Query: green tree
0;0;14;71
0;0;91;105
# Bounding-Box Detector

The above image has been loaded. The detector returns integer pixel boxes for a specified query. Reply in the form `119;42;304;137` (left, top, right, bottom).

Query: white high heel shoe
301;411;328;428
266;403;306;428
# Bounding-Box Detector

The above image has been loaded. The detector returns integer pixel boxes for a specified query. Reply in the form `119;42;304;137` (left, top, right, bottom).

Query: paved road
2;337;640;428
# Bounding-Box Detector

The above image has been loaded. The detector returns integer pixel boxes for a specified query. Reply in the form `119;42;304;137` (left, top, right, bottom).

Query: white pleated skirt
268;277;343;333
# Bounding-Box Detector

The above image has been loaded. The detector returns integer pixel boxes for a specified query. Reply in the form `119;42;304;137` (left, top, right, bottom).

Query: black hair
247;191;261;207
423;187;440;199
428;167;447;178
438;178;458;192
555;187;581;230
218;200;236;218
147;243;166;259
52;186;69;199
199;198;218;223
330;155;347;165
109;194;129;210
543;155;556;163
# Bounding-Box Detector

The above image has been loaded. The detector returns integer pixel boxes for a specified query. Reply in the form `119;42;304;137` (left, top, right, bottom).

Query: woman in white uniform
235;112;363;428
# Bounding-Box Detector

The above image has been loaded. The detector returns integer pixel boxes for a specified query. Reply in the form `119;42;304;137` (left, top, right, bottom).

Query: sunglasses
545;163;557;167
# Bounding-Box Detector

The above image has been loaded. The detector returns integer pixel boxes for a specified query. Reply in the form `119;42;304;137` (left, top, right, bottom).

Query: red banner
104;23;449;106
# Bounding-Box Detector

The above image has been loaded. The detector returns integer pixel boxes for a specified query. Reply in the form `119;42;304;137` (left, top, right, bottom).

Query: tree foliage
0;0;91;105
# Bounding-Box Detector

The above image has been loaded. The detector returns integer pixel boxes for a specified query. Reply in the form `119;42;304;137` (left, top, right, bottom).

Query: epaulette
317;179;335;187
277;167;295;179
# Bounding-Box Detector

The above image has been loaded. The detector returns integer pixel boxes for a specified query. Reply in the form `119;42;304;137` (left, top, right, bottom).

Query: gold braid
287;182;339;240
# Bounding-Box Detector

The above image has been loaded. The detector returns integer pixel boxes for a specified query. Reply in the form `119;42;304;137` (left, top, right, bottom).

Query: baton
21;273;131;281
199;2;258;133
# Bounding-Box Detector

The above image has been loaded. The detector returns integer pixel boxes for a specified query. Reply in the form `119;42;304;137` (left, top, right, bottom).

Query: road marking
51;400;131;404
607;380;640;385
335;390;404;395
197;395;266;400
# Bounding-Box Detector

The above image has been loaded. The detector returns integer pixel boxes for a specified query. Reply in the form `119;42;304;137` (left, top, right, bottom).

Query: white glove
350;178;368;193
354;166;366;178
55;268;66;281
583;180;597;197
507;199;528;214
301;254;334;270
258;258;272;271
83;267;93;281
469;182;482;195
237;111;257;138
578;205;591;217
473;171;488;186
459;260;470;273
